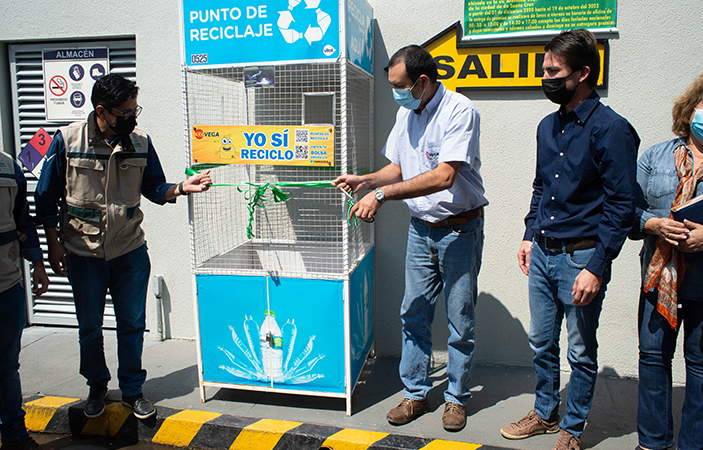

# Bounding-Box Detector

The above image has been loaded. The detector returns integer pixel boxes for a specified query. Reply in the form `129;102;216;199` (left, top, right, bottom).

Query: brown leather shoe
386;398;430;425
500;409;560;439
442;401;466;431
552;429;581;450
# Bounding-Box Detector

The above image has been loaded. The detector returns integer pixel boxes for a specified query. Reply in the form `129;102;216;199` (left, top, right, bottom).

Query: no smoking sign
49;75;68;96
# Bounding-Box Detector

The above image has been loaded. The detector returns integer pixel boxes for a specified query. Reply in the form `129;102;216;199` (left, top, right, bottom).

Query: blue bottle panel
196;274;345;393
349;248;374;385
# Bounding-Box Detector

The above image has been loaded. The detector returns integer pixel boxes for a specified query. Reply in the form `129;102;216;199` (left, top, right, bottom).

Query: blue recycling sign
182;0;341;68
345;0;373;75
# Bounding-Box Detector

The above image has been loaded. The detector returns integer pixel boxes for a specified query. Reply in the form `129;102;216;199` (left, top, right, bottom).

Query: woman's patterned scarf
643;145;703;328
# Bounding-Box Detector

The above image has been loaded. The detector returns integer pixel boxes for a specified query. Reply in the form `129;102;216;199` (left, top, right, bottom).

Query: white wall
369;0;702;383
0;0;193;340
1;0;700;382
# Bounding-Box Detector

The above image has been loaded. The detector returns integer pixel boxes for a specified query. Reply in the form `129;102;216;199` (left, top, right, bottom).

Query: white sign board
43;48;109;121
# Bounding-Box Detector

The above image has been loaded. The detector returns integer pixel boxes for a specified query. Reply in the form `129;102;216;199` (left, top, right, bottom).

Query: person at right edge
500;29;639;450
628;74;703;450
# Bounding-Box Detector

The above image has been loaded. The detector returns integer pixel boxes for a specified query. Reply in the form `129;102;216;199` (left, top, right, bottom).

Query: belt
418;207;483;228
0;229;18;246
537;234;597;253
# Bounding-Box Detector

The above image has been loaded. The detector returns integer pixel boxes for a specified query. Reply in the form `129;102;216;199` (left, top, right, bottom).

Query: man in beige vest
1;151;50;450
35;74;211;420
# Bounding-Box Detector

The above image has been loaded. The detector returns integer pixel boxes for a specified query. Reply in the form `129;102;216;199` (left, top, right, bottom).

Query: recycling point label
182;0;340;68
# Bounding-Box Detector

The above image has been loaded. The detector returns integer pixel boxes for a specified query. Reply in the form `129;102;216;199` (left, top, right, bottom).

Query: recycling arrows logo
277;0;332;45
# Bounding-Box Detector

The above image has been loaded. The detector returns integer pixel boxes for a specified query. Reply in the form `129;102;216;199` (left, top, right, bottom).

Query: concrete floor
18;326;679;449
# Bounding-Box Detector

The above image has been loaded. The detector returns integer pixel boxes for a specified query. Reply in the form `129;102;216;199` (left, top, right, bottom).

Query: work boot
386;397;430;425
0;435;52;450
84;385;108;418
500;409;560;439
552;429;581;450
442;401;466;431
122;393;156;419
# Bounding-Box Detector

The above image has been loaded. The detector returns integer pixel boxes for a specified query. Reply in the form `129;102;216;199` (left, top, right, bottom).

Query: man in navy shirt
500;30;639;450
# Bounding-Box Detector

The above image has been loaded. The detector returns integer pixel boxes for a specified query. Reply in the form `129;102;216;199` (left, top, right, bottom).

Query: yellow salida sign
423;22;605;90
191;125;335;166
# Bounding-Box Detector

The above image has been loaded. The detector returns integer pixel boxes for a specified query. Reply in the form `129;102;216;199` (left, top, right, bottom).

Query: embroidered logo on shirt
425;150;439;161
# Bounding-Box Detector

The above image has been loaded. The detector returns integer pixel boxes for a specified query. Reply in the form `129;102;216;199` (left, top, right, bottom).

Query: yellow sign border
422;21;608;91
191;125;335;166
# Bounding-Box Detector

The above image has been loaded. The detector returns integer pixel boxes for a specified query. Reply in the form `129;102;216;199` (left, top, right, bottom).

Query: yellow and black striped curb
23;395;514;450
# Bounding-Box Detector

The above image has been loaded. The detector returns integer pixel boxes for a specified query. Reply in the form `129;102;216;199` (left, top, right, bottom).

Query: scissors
337;186;374;223
338;186;356;204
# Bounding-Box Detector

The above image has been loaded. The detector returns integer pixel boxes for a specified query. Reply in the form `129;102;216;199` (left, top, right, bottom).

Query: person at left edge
1;152;50;450
34;73;211;420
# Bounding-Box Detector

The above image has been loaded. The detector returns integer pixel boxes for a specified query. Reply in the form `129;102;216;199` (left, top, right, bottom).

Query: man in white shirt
333;45;486;431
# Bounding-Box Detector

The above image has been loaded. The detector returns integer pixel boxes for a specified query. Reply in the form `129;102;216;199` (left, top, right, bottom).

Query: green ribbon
186;168;358;238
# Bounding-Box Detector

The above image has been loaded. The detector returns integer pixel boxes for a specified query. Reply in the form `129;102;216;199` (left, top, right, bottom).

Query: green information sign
464;0;616;37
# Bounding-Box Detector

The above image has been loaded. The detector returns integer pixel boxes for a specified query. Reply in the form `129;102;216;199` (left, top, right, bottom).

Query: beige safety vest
0;151;22;293
60;121;150;260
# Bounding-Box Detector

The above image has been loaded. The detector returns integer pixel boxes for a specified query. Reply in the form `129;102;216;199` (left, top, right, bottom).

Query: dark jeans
0;283;29;442
528;241;608;437
66;244;151;396
638;290;703;450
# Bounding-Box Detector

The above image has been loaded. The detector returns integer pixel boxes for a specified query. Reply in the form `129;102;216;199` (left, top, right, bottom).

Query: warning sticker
18;128;52;178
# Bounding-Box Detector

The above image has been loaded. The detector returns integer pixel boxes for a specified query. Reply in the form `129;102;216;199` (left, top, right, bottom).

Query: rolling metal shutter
8;39;136;327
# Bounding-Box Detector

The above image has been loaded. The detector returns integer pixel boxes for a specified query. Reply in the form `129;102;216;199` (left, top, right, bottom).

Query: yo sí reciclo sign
191;125;335;166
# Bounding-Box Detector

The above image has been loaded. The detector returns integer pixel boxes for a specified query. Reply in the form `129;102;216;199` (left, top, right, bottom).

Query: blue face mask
393;77;425;110
692;109;703;143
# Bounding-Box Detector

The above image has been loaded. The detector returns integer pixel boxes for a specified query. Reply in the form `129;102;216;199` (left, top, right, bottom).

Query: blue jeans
66;244;150;396
638;291;703;450
399;216;483;405
0;283;29;442
528;240;607;436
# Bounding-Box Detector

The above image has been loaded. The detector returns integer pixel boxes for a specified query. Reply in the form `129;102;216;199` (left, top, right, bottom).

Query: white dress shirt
382;82;487;222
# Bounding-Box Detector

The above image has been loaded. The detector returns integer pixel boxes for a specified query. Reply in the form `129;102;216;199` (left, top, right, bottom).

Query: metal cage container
185;62;373;279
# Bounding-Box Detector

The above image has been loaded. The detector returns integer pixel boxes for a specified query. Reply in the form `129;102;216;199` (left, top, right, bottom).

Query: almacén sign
191;125;335;166
423;22;605;90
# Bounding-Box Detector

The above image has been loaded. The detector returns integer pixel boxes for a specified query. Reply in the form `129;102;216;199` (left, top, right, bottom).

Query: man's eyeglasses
110;105;142;119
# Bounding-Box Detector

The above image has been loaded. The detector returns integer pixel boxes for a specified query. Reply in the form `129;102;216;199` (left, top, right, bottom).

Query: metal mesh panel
344;63;374;266
184;61;372;279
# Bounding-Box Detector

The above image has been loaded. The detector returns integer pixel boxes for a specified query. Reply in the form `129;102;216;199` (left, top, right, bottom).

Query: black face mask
541;72;580;106
109;114;137;138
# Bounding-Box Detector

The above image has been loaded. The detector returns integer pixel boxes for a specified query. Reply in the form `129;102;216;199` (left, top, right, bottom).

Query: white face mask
392;77;425;110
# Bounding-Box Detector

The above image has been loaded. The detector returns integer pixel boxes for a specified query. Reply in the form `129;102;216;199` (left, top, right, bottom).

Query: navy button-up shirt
524;91;640;277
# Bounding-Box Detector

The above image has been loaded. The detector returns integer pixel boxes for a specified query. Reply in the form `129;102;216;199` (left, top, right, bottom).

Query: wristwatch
374;187;386;204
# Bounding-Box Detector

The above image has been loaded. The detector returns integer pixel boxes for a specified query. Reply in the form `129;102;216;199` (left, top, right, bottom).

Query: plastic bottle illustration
259;310;284;381
221;313;326;385
281;319;297;373
243;315;263;372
